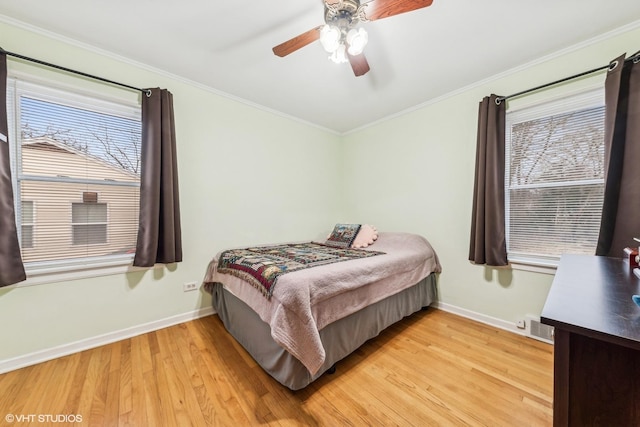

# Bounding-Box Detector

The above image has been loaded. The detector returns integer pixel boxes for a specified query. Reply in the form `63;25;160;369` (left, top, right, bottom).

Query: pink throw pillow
351;224;378;248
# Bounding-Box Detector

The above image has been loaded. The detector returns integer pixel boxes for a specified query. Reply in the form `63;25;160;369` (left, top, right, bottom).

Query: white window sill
507;255;559;275
17;255;156;287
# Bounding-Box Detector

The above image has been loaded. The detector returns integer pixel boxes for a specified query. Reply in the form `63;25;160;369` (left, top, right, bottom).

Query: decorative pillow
325;223;361;248
351;224;378;248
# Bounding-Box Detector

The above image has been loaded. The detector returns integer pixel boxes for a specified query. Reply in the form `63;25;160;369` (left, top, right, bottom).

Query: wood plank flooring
0;309;553;426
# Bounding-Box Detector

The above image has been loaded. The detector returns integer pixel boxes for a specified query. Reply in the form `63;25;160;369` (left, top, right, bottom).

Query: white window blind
505;89;605;264
8;80;141;269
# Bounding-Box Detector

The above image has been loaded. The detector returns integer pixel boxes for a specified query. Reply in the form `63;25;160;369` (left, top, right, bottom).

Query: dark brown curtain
0;52;27;286
133;88;182;267
596;52;640;256
469;94;508;266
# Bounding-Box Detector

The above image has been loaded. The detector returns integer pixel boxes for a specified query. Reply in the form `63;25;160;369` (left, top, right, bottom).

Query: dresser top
541;254;640;348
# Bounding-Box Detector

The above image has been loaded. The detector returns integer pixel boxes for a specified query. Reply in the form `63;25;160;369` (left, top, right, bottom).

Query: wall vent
525;315;554;344
83;191;98;203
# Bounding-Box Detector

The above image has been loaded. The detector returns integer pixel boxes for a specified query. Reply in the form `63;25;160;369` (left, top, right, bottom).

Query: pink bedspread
203;232;441;375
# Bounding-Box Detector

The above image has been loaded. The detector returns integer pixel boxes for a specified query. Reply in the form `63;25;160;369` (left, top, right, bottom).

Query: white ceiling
1;0;640;133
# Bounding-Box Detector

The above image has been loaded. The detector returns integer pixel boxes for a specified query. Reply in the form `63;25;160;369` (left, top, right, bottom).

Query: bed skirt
210;273;438;390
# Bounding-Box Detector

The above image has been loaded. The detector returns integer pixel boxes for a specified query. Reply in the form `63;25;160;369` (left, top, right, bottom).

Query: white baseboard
432;301;528;338
0;306;215;375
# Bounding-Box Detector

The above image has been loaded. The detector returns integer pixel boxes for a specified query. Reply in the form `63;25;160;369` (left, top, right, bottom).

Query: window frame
505;86;605;273
6;73;147;286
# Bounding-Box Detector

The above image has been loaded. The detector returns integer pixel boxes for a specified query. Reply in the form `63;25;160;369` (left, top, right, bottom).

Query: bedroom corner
340;23;640;333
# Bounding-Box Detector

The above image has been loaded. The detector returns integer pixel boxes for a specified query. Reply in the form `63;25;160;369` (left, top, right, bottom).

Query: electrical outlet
183;281;198;292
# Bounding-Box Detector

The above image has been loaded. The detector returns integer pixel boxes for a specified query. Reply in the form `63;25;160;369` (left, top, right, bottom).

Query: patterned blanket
217;242;385;298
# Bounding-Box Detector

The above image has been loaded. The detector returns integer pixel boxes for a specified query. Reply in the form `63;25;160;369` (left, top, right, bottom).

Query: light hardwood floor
0;309;553;426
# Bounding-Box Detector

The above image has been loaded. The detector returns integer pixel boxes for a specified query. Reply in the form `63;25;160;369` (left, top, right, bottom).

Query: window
72;202;107;245
505;89;605;267
7;78;141;278
21;200;34;249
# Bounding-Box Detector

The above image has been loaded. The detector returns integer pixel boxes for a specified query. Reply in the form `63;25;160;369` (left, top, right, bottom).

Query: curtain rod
496;51;640;105
1;48;151;97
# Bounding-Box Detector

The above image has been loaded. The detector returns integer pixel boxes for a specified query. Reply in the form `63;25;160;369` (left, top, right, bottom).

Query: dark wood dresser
541;254;640;426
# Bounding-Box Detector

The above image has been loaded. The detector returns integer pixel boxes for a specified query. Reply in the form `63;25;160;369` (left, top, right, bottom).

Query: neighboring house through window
505;88;605;267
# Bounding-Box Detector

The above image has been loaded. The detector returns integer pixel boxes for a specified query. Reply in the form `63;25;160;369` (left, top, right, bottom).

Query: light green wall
0;21;344;361
341;24;640;324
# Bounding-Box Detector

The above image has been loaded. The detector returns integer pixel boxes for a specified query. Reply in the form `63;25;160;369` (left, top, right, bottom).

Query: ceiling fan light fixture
328;44;348;64
346;27;368;55
320;24;342;53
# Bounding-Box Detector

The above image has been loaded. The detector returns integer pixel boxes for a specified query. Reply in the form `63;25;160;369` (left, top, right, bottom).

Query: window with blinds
505;89;605;265
7;79;141;270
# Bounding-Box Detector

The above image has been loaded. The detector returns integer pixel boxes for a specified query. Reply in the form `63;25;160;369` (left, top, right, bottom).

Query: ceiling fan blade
362;0;434;21
273;26;323;57
348;52;370;77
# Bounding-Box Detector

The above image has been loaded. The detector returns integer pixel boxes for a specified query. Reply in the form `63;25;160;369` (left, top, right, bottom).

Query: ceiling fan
272;0;434;77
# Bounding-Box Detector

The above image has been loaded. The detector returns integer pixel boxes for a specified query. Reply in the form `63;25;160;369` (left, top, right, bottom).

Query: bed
202;231;441;390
